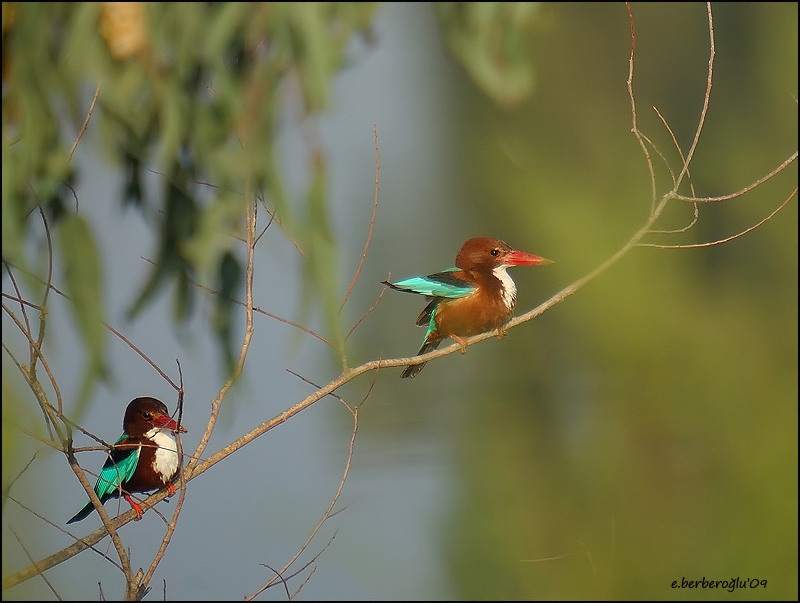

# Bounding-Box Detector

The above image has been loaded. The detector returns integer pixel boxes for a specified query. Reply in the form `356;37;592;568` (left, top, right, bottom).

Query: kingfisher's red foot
450;334;469;354
125;494;144;519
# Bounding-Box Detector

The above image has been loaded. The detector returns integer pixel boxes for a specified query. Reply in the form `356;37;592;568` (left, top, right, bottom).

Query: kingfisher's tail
401;340;441;379
67;500;99;524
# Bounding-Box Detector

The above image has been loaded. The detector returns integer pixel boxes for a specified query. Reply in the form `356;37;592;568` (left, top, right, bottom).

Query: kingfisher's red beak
152;414;188;433
504;249;554;266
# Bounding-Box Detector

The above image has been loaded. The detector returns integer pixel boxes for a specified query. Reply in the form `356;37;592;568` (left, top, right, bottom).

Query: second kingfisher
67;397;187;524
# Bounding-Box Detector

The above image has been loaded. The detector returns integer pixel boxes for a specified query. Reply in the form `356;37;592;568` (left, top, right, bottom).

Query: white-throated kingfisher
67;397;187;524
383;237;553;378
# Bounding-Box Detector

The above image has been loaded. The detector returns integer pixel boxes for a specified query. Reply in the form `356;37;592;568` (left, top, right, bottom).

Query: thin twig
69;85;100;160
339;124;381;313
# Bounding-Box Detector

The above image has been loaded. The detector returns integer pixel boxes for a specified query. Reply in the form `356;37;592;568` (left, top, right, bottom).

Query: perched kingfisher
67;397;187;524
383;237;553;378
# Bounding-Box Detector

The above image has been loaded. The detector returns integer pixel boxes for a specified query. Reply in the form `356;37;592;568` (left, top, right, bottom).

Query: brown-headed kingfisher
383;237;553;378
67;397;187;523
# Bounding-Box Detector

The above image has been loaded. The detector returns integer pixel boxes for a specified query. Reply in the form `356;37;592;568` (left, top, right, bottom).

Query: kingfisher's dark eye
490;248;501;256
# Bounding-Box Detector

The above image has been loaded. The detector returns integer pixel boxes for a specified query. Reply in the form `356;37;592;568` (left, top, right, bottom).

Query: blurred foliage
436;2;539;108
2;1;380;380
57;212;108;403
2;1;538;383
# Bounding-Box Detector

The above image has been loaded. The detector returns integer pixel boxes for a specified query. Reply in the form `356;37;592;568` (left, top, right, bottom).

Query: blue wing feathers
388;270;475;298
94;439;141;499
67;435;142;523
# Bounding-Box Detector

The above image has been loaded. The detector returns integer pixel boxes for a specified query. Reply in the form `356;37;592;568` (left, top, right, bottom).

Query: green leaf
436;2;539;108
214;250;243;375
58;213;108;391
298;154;345;363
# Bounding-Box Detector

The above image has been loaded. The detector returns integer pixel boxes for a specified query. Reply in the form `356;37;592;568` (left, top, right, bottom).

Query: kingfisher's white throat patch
145;427;180;484
493;265;518;310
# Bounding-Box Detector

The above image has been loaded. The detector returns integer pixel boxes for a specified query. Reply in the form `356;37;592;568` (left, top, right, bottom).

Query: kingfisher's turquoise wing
387;269;476;298
93;435;141;499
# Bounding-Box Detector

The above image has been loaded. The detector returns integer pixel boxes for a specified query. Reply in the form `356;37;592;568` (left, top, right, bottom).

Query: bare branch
340;124;381;314
673;2;715;191
673;151;798;203
69;85;100;160
640;187;796;249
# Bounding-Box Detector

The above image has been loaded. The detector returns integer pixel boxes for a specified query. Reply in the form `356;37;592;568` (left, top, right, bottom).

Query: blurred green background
355;2;797;599
2;2;796;600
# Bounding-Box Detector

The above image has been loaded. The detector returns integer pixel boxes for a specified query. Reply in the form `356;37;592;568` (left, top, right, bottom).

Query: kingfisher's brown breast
432;286;514;339
120;437;177;493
